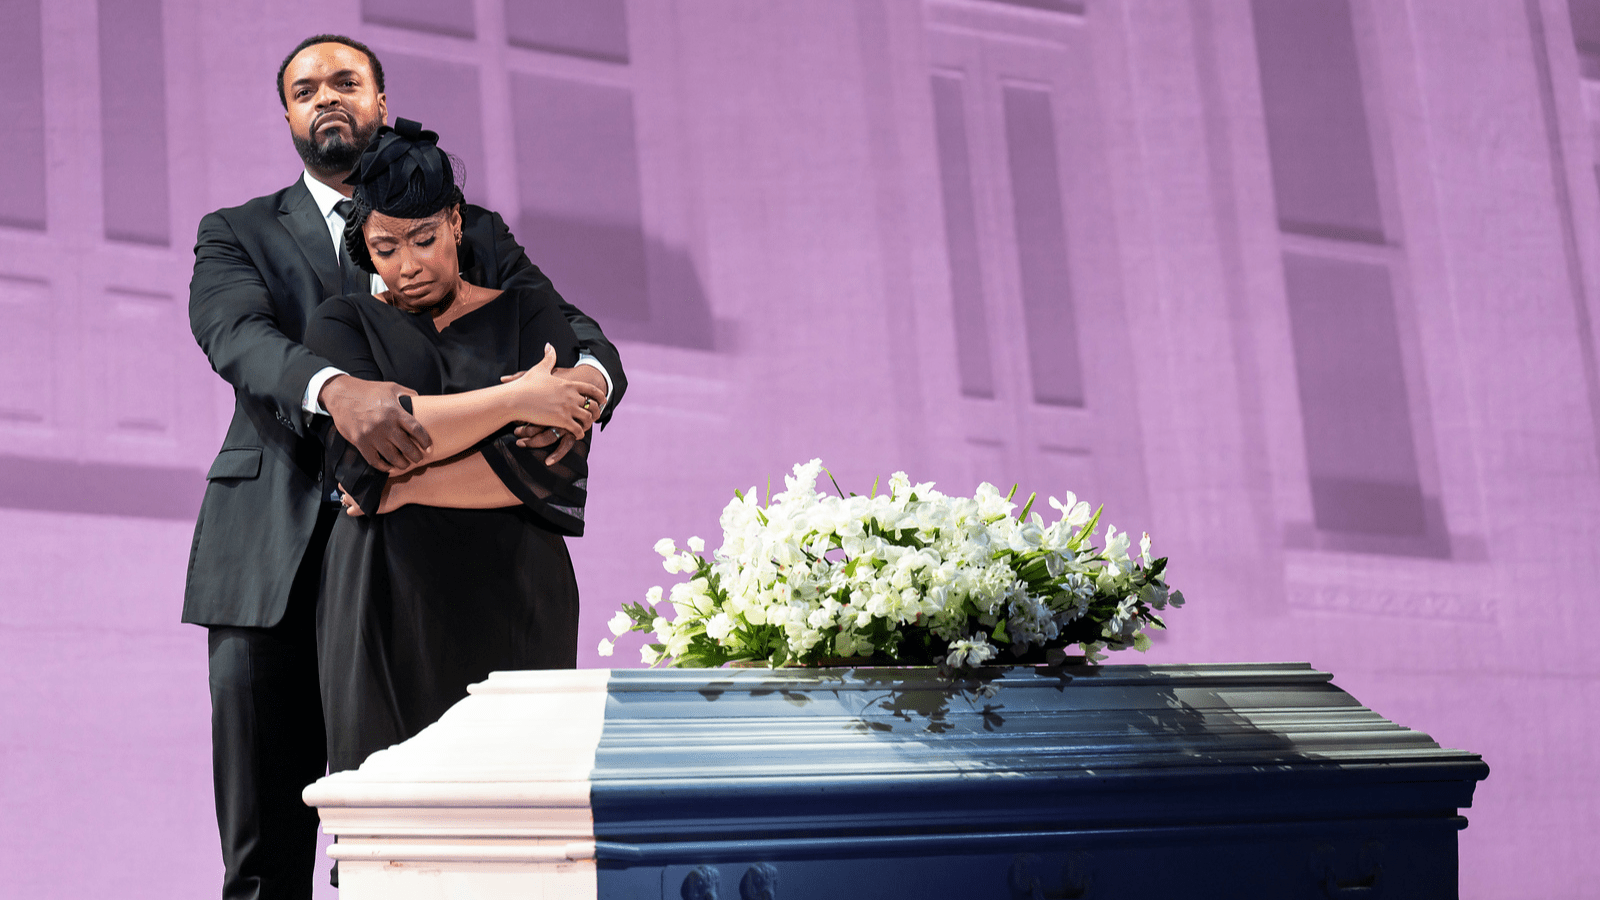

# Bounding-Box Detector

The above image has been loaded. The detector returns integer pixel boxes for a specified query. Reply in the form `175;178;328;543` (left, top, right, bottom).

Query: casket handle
1314;842;1383;898
1009;852;1093;899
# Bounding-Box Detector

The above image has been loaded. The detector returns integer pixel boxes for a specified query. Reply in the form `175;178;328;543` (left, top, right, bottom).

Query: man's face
282;42;387;173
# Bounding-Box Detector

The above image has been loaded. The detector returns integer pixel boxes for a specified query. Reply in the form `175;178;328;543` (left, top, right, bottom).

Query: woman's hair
341;118;465;273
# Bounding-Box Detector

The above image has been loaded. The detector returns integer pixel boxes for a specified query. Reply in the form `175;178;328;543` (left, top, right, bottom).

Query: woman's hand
342;478;415;516
338;485;366;517
504;345;606;440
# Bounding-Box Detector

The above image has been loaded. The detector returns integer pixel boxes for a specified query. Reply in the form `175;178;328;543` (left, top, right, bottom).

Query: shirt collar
301;170;351;220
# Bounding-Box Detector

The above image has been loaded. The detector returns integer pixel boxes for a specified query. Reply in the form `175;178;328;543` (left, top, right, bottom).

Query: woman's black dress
304;286;587;774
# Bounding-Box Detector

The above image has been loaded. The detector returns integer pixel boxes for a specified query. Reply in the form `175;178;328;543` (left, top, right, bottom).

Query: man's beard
293;116;380;173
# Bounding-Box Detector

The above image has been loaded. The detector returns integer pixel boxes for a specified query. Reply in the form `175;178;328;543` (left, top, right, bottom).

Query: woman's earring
455;231;463;244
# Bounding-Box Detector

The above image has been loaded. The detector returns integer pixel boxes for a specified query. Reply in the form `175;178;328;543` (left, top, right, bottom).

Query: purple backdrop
2;1;1598;898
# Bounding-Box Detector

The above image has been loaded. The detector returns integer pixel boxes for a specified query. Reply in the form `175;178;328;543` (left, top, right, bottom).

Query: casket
304;663;1488;899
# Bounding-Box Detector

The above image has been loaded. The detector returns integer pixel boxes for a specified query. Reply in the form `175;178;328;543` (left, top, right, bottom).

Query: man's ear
377;93;388;125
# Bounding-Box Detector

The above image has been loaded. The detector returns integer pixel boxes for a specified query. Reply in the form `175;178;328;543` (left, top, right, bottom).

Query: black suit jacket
183;178;625;627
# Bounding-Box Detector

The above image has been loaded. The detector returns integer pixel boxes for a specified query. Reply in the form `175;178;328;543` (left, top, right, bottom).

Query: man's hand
502;364;606;466
513;425;578;465
319;375;432;473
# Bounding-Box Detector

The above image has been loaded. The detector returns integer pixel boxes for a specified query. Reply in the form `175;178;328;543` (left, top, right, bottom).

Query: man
184;34;625;900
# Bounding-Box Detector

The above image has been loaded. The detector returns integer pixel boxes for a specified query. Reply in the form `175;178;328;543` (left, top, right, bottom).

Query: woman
303;119;605;773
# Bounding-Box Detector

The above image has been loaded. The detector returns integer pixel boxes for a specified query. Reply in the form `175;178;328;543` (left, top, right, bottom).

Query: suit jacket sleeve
303;296;389;516
477;209;628;423
189;209;334;438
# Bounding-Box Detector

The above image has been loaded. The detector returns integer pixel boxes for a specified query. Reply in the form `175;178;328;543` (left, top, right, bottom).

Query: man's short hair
276;34;385;108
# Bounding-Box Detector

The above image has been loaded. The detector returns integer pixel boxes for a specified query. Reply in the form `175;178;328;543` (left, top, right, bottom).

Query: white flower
612;458;1180;671
607;611;632;637
705;612;736;642
973;482;1014;519
597;638;615;657
640;644;662;666
1103;526;1132;575
945;637;998;668
1048;493;1092;527
780;459;825;501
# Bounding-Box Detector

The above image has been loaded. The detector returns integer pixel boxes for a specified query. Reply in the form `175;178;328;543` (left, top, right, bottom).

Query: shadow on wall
0;454;205;521
519;216;718;352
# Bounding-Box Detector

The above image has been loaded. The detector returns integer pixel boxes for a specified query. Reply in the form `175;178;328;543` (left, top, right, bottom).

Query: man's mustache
311;110;353;137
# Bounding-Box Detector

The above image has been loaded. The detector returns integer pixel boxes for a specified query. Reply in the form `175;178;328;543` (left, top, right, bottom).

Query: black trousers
206;504;336;900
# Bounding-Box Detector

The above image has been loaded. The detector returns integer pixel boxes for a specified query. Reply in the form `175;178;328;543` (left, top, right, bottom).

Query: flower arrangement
600;459;1183;671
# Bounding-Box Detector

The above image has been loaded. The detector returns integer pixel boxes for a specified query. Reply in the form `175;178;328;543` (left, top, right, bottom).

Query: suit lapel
277;180;342;300
458;232;489;288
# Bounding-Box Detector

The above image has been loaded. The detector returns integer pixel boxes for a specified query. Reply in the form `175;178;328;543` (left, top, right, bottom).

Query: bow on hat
342;117;453;217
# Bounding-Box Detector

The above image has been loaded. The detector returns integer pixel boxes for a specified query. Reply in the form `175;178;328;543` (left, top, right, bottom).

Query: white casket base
306;669;608;900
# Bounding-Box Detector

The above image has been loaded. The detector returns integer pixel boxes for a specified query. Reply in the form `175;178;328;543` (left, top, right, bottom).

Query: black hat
341;118;463;273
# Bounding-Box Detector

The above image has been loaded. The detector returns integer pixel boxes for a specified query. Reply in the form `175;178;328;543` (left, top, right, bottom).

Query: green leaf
991;618;1011;644
1071;505;1104;549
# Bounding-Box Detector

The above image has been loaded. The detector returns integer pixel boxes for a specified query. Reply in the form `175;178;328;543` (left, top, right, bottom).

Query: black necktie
333;199;365;296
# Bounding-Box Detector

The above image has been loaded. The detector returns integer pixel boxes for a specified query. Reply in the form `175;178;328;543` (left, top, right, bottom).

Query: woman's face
363;206;463;313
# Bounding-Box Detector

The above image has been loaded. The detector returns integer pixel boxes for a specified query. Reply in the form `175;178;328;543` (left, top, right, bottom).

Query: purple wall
2;1;1598;897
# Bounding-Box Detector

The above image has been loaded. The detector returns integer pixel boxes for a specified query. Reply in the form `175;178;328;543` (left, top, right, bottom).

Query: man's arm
188;210;331;436
475;209;628;422
194;210;428;470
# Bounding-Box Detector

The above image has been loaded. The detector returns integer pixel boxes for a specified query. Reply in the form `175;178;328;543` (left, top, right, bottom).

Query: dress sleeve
480;431;589;536
475;287;590;535
302;296;389;515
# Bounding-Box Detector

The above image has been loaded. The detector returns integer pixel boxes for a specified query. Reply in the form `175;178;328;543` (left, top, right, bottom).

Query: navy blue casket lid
589;663;1486;899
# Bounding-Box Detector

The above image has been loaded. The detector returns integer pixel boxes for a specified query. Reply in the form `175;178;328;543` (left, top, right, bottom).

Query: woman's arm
371;452;517;513
399;344;604;466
